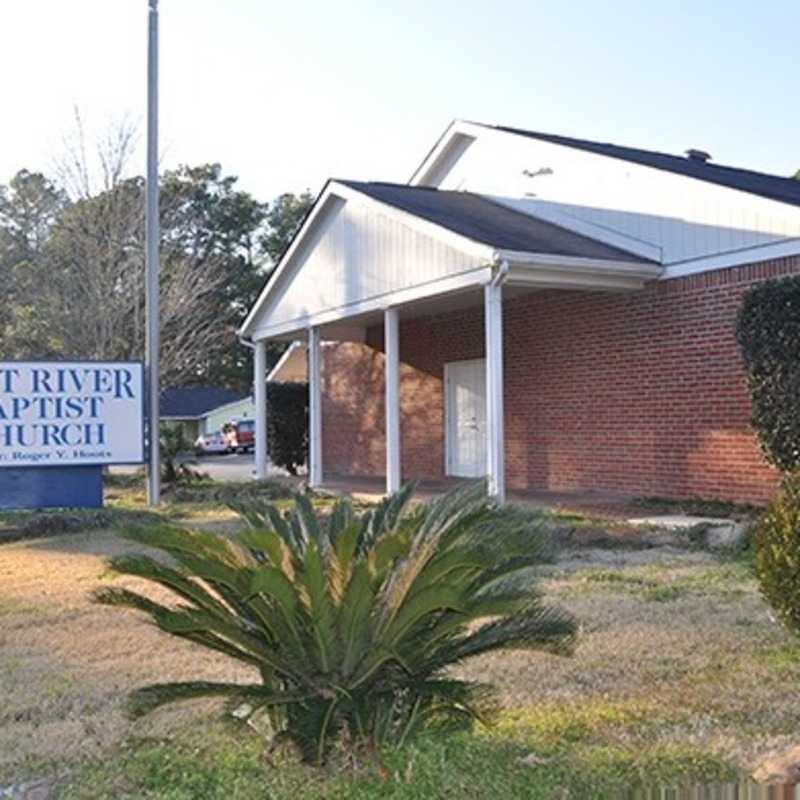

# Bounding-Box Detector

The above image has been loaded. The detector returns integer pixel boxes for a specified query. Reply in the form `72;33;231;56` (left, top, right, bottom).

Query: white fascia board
409;120;485;186
251;265;494;341
506;267;652;292
502;252;663;291
252;249;664;340
239;184;333;338
500;250;664;278
240;179;496;339
662;237;800;279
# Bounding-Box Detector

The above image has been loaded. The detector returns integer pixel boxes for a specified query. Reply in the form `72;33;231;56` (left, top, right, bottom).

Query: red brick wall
322;256;800;503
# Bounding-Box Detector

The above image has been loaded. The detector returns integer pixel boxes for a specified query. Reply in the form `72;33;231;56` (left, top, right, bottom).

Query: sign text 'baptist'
0;362;145;467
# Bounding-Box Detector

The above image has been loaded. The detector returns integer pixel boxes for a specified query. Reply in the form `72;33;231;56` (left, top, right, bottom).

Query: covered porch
317;473;646;519
240;180;662;503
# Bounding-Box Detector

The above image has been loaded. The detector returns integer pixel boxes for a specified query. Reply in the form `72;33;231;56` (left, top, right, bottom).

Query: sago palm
96;481;576;764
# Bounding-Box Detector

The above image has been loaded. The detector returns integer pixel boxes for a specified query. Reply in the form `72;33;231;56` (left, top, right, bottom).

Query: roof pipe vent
685;148;712;163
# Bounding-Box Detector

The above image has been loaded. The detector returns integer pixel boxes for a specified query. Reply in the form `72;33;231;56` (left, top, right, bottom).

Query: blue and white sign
0;361;145;468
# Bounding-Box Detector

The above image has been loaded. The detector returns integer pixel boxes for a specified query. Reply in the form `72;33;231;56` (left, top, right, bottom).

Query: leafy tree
261;190;314;264
256;190;315;378
267;381;308;475
159;164;268;389
0;171;66;353
736;276;800;473
0;170;66;258
95;482;576;765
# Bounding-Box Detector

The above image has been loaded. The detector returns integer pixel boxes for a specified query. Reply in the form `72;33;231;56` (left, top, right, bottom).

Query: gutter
493;249;664;279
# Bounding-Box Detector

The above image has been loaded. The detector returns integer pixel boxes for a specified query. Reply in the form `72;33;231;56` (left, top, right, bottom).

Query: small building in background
161;387;251;441
204;395;256;435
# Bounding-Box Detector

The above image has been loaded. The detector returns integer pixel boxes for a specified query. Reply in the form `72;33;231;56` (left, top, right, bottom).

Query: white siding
252;194;486;336
421;127;800;267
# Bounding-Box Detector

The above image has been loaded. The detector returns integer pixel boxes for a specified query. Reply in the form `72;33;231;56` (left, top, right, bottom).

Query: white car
194;431;230;455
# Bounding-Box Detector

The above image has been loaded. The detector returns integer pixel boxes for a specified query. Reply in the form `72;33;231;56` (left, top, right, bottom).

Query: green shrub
736;276;800;472
104;470;146;491
267;381;308;476
95;482;575;765
168;479;294;504
754;476;800;637
0;507;159;543
160;423;193;483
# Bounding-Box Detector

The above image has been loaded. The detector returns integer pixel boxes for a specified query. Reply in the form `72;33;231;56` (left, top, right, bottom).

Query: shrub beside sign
0;361;145;509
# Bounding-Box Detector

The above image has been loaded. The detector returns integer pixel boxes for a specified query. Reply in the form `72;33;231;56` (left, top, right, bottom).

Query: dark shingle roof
161;387;246;419
483;124;800;208
339;180;652;262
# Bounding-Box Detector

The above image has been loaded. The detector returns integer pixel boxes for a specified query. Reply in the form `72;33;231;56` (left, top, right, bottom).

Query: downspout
490;256;510;288
239;334;258;427
239;334;257;395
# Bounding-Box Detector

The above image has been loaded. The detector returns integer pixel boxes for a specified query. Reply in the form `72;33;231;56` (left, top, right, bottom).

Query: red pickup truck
224;419;255;454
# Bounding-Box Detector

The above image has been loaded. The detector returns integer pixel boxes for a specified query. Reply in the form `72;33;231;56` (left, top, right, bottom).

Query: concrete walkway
113;453;286;483
319;473;642;521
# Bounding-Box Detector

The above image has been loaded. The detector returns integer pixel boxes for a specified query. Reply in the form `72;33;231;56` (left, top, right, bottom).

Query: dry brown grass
0;526;256;784
455;547;800;768
1;529;799;790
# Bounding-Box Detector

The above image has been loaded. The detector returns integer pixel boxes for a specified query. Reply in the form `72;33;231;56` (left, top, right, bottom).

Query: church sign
0;361;145;509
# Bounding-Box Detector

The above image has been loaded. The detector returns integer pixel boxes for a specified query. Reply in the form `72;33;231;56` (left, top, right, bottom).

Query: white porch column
254;339;268;480
384;307;401;494
484;281;506;503
308;326;323;487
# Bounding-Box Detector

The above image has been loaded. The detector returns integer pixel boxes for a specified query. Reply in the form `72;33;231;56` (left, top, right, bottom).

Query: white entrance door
445;358;487;478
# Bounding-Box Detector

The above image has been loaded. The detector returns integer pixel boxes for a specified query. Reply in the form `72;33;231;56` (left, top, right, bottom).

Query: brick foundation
321;256;800;503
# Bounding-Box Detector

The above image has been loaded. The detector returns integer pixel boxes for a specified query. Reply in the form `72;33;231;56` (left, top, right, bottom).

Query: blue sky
2;1;798;201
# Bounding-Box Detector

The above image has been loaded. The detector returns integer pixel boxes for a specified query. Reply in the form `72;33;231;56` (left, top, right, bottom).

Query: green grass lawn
60;708;737;800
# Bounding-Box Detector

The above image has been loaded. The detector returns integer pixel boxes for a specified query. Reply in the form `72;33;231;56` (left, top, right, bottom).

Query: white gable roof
241;178;658;341
411;121;800;274
242;181;493;339
243;120;800;341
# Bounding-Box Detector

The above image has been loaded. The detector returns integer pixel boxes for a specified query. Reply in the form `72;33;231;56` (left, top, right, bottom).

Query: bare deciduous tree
6;114;235;386
2;114;310;389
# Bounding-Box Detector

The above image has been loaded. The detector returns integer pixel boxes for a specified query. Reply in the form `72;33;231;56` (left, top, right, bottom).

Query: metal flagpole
145;0;161;505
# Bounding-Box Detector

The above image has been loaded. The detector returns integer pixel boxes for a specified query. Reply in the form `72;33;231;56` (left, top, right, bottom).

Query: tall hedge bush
267;381;308;475
753;475;800;638
736;275;800;473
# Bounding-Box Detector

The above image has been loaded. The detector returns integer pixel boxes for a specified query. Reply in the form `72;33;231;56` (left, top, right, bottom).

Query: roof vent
685;148;712;163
